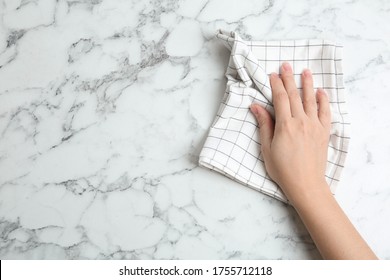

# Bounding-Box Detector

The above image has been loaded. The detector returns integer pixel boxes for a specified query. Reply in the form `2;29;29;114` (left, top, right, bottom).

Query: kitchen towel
199;30;350;203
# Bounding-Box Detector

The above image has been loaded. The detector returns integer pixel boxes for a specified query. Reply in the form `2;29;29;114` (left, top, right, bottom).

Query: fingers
301;69;318;117
271;63;329;126
270;73;291;122
317;89;331;129
250;104;274;152
280;62;304;117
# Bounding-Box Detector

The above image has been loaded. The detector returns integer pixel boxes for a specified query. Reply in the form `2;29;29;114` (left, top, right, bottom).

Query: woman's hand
250;62;377;259
250;62;330;206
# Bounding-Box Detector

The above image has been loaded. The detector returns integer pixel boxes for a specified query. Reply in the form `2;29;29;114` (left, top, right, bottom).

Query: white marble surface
0;0;389;259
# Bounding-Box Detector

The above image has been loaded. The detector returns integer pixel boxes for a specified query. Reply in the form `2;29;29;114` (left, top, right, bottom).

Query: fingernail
303;69;312;78
282;62;292;73
317;88;327;96
250;104;259;116
270;72;278;79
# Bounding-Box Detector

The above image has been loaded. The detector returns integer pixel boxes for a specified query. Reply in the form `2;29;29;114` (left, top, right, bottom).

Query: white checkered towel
199;30;350;203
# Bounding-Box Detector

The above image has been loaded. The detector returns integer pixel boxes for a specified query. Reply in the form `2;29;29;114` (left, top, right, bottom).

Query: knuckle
303;94;315;104
289;89;300;99
304;101;315;108
259;118;268;128
297;119;307;130
321;109;330;117
277;119;291;131
319;108;331;119
273;90;288;103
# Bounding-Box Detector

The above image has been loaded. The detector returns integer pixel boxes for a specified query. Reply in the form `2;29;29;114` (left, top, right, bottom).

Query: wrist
287;179;333;210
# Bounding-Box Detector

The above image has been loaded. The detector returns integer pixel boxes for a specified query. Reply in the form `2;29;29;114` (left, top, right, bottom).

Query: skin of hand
250;62;330;205
250;62;377;260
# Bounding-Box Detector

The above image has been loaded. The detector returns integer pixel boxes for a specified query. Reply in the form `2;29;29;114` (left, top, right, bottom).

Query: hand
250;62;331;206
250;63;377;259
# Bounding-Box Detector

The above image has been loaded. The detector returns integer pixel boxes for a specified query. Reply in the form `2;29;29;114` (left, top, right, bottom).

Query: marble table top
0;0;389;259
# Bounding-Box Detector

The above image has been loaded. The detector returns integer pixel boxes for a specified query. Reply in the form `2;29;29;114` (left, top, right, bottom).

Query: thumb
250;104;274;151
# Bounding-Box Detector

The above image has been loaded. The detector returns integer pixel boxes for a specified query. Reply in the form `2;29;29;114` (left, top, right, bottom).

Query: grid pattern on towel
198;30;350;203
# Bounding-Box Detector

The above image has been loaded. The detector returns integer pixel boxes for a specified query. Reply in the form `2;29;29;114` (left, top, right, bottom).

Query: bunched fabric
199;30;350;203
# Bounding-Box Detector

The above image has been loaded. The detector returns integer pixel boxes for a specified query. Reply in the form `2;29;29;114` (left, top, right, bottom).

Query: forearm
292;180;377;260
